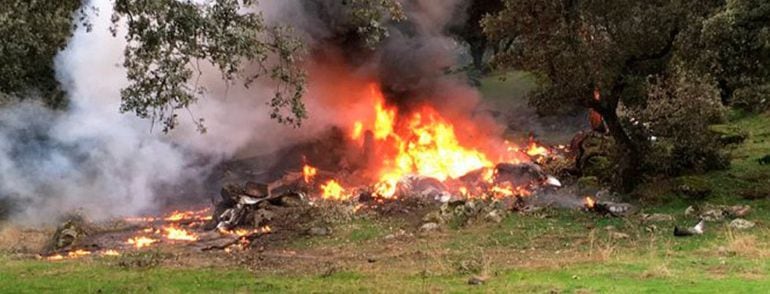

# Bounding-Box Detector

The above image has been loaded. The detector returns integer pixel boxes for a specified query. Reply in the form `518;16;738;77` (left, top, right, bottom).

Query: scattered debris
51;220;87;250
585;199;635;217
484;210;504;223
729;218;755;230
419;222;440;233
674;219;704;237
684;204;751;221
640;213;673;222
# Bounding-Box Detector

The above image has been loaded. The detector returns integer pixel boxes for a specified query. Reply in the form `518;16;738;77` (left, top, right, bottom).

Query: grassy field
1;77;769;293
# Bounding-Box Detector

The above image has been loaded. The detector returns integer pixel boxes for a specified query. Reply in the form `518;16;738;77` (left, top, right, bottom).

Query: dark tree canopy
0;0;86;108
682;0;770;108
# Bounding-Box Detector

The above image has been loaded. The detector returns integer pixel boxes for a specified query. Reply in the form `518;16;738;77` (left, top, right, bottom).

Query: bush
627;72;730;176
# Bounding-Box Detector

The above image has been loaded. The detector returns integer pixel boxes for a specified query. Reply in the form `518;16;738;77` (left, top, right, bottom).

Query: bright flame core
321;179;346;200
303;164;318;183
353;84;497;198
163;225;198;241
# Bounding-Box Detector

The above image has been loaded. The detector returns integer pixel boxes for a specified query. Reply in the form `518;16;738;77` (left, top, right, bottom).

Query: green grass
0;256;257;293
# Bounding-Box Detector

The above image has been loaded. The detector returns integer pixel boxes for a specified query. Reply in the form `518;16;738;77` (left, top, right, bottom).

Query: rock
419;222;440;233
484;210;504;223
422;211;444;224
641;213;673;222
307;227;331;236
467;276;487;285
729;218;755;230
700;209;725;222
725;205;751;218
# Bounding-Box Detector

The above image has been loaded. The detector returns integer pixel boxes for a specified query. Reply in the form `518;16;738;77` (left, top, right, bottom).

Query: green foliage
0;0;85;108
112;0;306;132
343;0;405;48
627;71;729;175
684;0;770;104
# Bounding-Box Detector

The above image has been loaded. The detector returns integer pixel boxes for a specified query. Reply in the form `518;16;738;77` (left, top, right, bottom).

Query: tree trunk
595;106;643;193
468;38;487;73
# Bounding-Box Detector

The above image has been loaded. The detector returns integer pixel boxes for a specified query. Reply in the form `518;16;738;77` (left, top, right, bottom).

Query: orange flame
526;142;549;157
101;250;120;256
163;225;198;241
127;236;157;249
220;225;273;237
585;196;596;209
321;179;347;200
356;84;496;198
164;208;212;222
302;164;318;183
352;121;364;140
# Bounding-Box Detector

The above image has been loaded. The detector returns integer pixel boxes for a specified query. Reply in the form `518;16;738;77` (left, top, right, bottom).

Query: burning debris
582;197;635;217
33;84;595;260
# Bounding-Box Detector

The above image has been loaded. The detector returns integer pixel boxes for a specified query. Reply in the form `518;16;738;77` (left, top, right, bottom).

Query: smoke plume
0;0;504;223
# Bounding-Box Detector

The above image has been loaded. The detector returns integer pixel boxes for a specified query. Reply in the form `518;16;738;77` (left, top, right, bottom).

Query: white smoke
0;0;332;223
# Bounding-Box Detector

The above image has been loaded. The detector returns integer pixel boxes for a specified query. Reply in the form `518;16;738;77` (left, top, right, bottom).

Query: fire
352;121;364;140
163;225;198;241
303;164;318;183
44;249;93;261
526;142;549;157
127;236;158;248
101;250;120;256
46;254;64;261
373;88;396;140
220;225;272;237
584;196;596;209
321;179;347;200
164;208;212;222
355;84;497;198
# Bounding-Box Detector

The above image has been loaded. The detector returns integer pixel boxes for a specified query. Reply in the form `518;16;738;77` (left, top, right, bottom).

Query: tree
448;0;503;73
681;0;770;107
111;0;305;133
112;0;404;132
483;0;725;191
0;0;85;108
